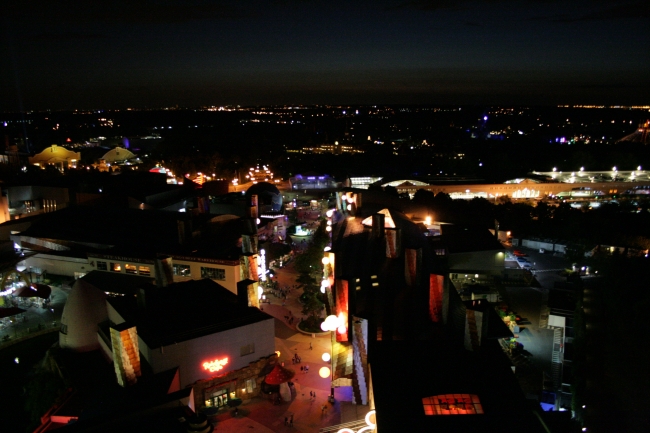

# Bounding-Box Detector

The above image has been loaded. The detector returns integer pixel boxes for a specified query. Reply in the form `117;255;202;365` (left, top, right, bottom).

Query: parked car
513;250;527;257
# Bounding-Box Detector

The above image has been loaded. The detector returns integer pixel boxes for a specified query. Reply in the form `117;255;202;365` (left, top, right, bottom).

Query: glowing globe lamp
322;353;331;362
319;367;331;378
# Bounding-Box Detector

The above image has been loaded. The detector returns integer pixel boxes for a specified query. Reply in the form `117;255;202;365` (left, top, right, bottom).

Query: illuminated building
289;173;338;189
322;190;567;432
28;144;80;171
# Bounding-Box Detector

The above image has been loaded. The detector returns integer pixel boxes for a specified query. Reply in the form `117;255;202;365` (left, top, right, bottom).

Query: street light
321;314;346;401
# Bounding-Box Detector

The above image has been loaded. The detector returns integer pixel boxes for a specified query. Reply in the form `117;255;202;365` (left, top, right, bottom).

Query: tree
383;185;399;197
301;292;324;330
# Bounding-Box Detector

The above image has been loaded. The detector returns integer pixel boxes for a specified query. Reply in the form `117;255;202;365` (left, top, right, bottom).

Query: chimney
385;228;401;258
404;248;422;287
155;256;174;287
249;194;258;218
372;213;385;238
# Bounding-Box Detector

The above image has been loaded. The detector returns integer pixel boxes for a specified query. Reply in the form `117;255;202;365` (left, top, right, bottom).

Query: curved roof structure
382;179;429;187
29;145;80;168
264;363;295;385
101;146;136;163
59;279;107;352
246;182;283;212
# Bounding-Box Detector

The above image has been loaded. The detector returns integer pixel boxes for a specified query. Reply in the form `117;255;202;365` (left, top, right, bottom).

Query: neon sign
202;357;229;373
337;410;375;433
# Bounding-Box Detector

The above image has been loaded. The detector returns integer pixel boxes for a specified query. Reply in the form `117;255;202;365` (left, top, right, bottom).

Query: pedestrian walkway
0;285;68;349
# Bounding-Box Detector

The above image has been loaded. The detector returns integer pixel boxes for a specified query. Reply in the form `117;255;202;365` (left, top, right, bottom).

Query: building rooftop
439;224;505;254
107;279;273;348
81;270;155;296
370;340;548;433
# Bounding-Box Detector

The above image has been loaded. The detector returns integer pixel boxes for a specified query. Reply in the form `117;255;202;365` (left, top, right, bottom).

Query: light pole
321;314;346;402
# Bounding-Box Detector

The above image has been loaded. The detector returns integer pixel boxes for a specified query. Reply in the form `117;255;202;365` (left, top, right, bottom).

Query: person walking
290;414;294;427
309;342;312;350
284;416;288;426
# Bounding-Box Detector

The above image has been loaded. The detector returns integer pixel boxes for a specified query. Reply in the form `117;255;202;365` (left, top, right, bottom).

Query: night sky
1;0;649;110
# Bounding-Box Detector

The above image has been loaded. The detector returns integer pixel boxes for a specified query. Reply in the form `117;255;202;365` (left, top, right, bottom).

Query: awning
0;307;27;318
15;284;51;299
264;363;295;385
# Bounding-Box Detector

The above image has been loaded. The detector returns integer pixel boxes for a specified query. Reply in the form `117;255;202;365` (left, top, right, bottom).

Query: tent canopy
264;363;295;385
15;284;51;299
0;307;27;318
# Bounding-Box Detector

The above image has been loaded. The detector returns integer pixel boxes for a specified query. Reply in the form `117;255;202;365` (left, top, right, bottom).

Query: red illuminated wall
335;279;349;342
429;274;444;322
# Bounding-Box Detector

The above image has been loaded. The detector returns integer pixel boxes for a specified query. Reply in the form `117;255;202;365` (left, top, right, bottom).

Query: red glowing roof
264;363;295;385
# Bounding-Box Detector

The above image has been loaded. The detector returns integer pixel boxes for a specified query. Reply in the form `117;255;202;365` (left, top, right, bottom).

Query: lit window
125;264;137;274
246;378;256;393
422;394;483;415
173;264;191;277
111;263;121;272
201;267;226;280
138;266;151;276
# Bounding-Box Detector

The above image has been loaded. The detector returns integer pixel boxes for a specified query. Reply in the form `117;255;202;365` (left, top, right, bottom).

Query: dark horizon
1;0;649;111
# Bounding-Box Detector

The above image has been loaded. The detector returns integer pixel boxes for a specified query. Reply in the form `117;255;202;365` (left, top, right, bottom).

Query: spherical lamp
319;367;331;378
322;353;331;362
337;325;346;334
322;257;330;265
326;226;332;232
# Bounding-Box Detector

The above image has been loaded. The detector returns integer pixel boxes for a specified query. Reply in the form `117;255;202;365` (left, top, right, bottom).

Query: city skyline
1;0;649;110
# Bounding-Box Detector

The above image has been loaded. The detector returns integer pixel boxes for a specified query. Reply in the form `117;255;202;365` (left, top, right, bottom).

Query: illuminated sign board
202;357;229;373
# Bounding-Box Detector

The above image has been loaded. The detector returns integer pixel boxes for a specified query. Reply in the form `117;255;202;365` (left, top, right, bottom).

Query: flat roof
370;340;547;433
82;270;155;295
107;279;273;347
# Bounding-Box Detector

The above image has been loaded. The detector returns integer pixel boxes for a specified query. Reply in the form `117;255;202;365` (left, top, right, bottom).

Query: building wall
171;259;240;294
85;254;242;294
447;251;505;274
87;255;156;278
191;354;277;410
394;180;650;200
140;318;275;388
19;253;89;278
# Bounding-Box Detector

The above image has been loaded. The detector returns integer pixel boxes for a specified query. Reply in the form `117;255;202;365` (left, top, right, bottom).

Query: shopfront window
111;263;121;272
204;388;229;408
173;264;191;277
139;266;151;276
201;267;226;280
246;378;256;393
97;261;107;271
125;264;137;274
